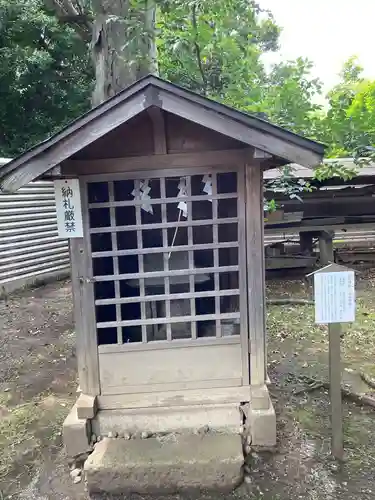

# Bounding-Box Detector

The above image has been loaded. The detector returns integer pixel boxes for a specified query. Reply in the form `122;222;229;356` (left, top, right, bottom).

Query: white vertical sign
54;179;83;238
314;271;355;324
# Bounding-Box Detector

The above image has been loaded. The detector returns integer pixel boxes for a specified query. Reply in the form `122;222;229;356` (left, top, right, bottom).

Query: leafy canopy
0;0;92;157
0;0;373;190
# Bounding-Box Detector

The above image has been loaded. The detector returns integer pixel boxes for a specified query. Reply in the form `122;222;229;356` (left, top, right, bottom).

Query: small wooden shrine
0;76;324;454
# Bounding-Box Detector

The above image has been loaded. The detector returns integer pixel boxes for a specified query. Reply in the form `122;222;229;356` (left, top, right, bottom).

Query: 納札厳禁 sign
54;179;83;238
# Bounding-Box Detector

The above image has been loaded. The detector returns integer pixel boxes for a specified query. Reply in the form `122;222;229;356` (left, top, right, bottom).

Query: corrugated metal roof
264;159;375;180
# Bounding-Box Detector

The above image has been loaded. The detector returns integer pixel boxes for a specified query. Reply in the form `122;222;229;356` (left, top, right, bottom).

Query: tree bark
91;0;157;106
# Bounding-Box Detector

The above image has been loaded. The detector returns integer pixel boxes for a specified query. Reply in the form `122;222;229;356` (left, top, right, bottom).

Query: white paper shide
54;179;83;238
314;270;355;324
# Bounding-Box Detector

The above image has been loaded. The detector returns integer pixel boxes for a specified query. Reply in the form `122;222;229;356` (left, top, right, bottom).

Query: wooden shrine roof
0;75;324;193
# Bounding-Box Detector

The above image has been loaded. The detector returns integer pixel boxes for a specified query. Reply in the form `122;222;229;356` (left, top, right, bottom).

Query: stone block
84;434;244;495
248;402;276;447
91;403;241;436
76;393;98;420
63;403;91;458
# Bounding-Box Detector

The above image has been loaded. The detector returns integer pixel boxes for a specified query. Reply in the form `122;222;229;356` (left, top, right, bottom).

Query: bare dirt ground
0;279;86;500
1;272;375;499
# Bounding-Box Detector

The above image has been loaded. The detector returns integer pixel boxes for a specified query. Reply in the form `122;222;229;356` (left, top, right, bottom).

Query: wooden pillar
300;232;313;255
148;107;167;155
329;323;344;460
70;237;100;396
246;164;266;387
319;230;334;265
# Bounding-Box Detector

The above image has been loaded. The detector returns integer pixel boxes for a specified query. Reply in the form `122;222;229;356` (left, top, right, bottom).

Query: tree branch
295;375;375;409
45;0;92;42
267;298;314;305
56;13;89;23
191;4;207;95
74;0;86;16
360;372;375;390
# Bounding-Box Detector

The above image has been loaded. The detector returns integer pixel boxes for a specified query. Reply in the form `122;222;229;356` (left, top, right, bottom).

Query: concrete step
85;434;244;496
92;403;242;436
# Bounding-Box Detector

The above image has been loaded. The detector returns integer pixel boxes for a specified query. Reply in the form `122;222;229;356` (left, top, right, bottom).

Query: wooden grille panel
86;169;246;347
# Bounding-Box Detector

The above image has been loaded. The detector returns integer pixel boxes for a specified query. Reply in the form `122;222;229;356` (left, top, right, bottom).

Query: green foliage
314;161;358;182
347;80;375;163
0;0;373;203
319;57;375;162
258;58;323;137
157;0;278;102
264;197;277;213
265;165;314;204
157;0;323;140
0;0;92;157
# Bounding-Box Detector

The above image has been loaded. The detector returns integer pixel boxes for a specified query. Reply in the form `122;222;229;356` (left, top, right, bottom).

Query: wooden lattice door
82;165;249;395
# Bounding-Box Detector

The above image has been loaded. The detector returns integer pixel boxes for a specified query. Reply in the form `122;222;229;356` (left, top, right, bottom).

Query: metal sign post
308;263;356;461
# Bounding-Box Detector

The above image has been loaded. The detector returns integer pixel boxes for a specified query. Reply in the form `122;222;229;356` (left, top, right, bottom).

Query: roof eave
0;76;325;193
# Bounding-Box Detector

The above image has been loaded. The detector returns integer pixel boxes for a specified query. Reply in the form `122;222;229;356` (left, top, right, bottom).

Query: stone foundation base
246;385;277;447
92;403;242;436
62;385;276;472
85;434;243;495
248;403;276;447
62;403;91;459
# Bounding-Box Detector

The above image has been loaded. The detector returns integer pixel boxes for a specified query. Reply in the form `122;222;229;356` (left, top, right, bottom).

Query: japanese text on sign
314;271;355;324
54;179;83;238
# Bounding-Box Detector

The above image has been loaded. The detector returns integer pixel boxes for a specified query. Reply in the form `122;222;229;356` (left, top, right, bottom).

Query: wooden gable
0;75;325;192
71;110;245;161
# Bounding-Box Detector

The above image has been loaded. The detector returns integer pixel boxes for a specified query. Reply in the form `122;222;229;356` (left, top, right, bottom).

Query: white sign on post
314;269;355;324
309;263;355;460
54;179;83;238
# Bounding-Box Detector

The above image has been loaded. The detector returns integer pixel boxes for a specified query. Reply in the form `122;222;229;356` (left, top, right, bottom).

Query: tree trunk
91;0;157;106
